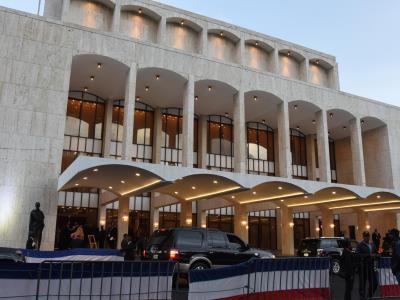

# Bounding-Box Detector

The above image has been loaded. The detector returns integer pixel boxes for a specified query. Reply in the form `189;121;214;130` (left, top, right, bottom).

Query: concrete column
301;58;309;82
329;63;340;90
277;102;292;178
117;197;130;248
61;0;70;21
321;209;334;237
201;26;208;56
306;135;317;181
103;100;114;158
157;16;166;45
356;211;369;241
234;204;248;243
197;209;207;228
349;118;366;186
237;38;245;65
152;108;163;164
277;206;294;255
182;75;195;167
150;206;160;233
309;211;320;238
271;48;279;74
180;201;193;227
198;115;208;169
98;203;107;228
122;64;137;160
111;1;121;33
233;91;246;173
316;110;331;182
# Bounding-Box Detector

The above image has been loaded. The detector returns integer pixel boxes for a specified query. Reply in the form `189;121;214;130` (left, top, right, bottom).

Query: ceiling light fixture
364;206;400;212
287;196;357;207
174;191;179;195
109;186;113;189
138;8;142;14
93;169;98;172
312;120;316;125
195;96;199;101
361;120;365;125
343;126;347;130
252;191;257;195
377;195;381;199
97;63;102;69
75;183;79;186
135;173;141;177
145;86;149;92
278;186;283;190
185;186;242;201
220;31;224;37
329;112;334;118
90;76;95;81
253;96;258;101
255;41;259;46
121;179;162;196
121;180;126;184
136;96;140;101
213;180;218;184
287;51;291;56
296;126;300;130
332;191;336;195
294;104;298;110
180;20;184;26
262;120;266;124
329;200;400;210
156;75;160;80
231;195;236;199
83;177;88;180
84;87;88;92
192;186;196;190
316;60;320;65
208;86;212;91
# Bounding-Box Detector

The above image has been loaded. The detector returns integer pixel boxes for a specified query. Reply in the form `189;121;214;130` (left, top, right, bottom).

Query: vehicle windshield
299;239;319;250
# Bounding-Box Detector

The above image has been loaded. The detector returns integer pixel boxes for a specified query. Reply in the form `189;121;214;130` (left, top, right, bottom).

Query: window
208;231;227;249
290;128;307;179
247;122;275;175
248;210;277;250
207;115;234;172
110;100;124;159
176;231;203;248
206;207;235;233
133;101;154;163
227;234;245;250
329;138;337;183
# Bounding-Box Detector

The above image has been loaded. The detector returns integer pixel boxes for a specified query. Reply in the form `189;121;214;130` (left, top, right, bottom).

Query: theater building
1;0;400;254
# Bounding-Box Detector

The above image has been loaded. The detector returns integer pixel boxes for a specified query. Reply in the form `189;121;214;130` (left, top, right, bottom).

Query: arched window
62;91;105;172
290;128;307;179
207;115;234;172
133;101;154;163
247;122;275;175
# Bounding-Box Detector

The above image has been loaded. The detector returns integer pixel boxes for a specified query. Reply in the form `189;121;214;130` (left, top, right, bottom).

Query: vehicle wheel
331;259;341;275
190;261;210;270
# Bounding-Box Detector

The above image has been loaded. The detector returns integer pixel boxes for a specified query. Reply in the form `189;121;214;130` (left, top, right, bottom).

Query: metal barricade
35;260;179;300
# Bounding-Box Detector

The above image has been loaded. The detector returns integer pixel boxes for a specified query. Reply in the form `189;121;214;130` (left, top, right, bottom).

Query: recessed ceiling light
316;60;320;65
377;195;381;199
361;120;365;125
329;112;334;118
220;31;224;37
296;126;300;130
97;63;102;69
253;96;258;101
278;186;283;190
252;191;257;195
156;75;160;80
343;126;347;130
225;112;229;117
287;51;291;56
93;169;98;172
208;86;212;91
255;41;259;46
136;173;141;177
75;183;79;186
231;195;235;199
84;87;88;92
213;180;218;184
332;191;336;195
145;86;149;92
280;199;284;202
294;105;298;110
90;76;95;81
109;186;113;189
136;96;140;101
83;177;88;180
276;206;280;209
180;20;184;26
312;120;316;125
138;8;142;14
304;195;308;199
174;191;179;195
121;180;126;184
192;186;196;190
262;120;266;124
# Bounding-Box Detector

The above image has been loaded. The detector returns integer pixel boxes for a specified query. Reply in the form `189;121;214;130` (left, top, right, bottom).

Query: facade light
208;86;212;91
186;218;192;225
329;223;335;229
97;63;102;69
90;76;94;81
156;75;160;80
138;8;142;14
181;20;184;26
253;96;257;101
289;222;294;228
136;96;140;101
84;87;88;92
361;120;365;125
239;192;305;205
145;86;149;91
220;31;224;37
287;196;357;207
185;186;241;201
312;120;316;125
195;96;199;101
122;215;129;222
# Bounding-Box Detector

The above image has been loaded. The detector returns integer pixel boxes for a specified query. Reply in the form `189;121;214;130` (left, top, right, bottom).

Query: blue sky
0;0;399;106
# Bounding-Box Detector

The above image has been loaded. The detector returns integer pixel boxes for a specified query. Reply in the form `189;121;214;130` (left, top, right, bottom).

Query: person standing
98;226;106;248
28;202;45;250
356;231;377;299
122;235;136;261
341;239;356;300
372;229;381;253
390;228;400;283
107;224;118;249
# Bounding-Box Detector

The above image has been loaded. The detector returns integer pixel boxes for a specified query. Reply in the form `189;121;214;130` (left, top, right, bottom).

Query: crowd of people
340;228;400;300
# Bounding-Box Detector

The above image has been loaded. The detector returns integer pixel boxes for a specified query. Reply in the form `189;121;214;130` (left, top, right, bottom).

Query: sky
0;0;399;106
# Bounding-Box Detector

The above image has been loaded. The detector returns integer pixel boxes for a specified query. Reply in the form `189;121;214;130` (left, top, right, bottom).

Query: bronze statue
28;202;45;250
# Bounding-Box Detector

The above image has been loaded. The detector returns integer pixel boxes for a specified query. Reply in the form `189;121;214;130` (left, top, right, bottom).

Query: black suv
297;237;358;274
144;228;275;272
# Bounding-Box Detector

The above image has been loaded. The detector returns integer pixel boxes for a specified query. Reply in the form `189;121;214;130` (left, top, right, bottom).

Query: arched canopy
245;90;283;128
166;17;202;32
245;39;274;53
327;108;356;140
120;5;161;21
278;49;305;62
69;54;130;100
195;79;238;116
285;187;360;208
326;192;400;211
289;100;322;135
136;67;187;108
360;116;387;132
226;181;307;205
208;29;240;43
155;174;246;201
309;58;333;70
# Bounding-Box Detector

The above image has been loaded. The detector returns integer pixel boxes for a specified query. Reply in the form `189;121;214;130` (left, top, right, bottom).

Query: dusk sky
1;0;399;106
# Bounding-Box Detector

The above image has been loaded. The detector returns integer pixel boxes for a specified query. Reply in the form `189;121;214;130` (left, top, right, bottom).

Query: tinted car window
227;234;245;250
299;239;319;250
208;231;227;249
176;231;203;248
321;239;338;248
148;230;171;246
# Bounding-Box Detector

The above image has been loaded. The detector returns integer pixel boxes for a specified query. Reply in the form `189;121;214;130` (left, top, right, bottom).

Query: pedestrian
70;223;85;248
122;235;136;261
121;233;129;250
28;202;45;250
372;229;381;253
356;231;377;299
107;224;117;249
341;239;356;300
98;226;106;248
59;221;72;250
390;228;400;283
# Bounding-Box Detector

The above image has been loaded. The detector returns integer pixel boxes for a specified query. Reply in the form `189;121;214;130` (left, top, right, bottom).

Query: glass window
227;234;245;250
248;210;277;250
290;128;307;179
133;101;154;163
176;231;203;248
208;231;227;249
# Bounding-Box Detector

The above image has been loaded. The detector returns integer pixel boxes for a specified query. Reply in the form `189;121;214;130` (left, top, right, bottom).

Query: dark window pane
176;231;203;248
208;231;227;249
